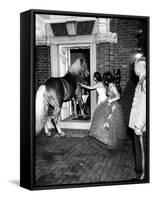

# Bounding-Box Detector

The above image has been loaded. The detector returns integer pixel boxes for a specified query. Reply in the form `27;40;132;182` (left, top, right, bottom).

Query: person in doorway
89;71;126;150
129;56;146;180
79;72;107;105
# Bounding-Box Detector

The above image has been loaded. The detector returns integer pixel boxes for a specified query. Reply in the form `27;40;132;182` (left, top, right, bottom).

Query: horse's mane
63;71;78;89
62;58;83;92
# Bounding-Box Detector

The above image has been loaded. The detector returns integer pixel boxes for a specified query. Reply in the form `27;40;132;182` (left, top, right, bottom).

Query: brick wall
97;18;146;91
35;19;146;93
35;45;51;92
96;18;147;124
97;42;110;77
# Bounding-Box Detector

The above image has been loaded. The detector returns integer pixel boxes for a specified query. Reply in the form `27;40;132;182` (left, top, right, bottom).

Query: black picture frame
20;9;150;190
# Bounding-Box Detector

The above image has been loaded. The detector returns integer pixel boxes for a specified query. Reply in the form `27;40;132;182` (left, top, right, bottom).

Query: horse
72;58;89;118
35;58;83;137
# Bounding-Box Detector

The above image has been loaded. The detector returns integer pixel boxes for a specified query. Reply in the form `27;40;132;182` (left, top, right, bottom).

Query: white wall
0;0;152;199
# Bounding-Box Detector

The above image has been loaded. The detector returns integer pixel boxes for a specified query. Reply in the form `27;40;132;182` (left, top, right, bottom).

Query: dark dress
89;84;126;149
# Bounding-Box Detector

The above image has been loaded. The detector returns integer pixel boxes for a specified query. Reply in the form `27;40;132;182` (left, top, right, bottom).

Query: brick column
35;45;51;92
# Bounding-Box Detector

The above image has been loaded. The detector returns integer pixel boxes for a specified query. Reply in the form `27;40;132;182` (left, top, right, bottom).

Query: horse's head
69;58;83;75
80;59;89;77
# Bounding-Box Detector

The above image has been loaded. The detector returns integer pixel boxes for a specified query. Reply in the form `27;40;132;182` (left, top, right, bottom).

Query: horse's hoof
54;132;65;137
45;132;52;137
72;116;78;119
82;114;87;119
54;134;60;137
59;132;65;137
61;134;66;137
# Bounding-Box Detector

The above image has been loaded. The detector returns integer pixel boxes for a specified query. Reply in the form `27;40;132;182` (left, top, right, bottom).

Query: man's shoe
131;173;145;181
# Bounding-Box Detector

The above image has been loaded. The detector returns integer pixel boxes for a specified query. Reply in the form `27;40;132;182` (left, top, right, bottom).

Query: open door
59;46;71;120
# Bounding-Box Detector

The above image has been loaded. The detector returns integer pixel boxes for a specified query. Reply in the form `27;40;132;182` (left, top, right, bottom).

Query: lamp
134;52;143;60
66;21;77;36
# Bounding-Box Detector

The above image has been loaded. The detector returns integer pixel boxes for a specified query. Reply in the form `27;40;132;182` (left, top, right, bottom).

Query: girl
89;72;126;149
80;72;107;105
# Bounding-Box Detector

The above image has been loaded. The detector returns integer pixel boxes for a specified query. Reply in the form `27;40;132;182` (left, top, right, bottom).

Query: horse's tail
35;85;48;135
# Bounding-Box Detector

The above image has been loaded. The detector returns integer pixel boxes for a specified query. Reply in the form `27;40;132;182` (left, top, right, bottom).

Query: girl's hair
103;72;114;86
93;72;102;82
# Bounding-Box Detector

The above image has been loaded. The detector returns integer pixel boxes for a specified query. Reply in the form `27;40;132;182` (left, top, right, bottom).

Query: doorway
59;45;91;123
70;48;91;120
51;39;97;129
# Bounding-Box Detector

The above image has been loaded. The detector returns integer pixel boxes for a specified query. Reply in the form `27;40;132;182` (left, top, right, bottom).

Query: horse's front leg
72;97;78;118
52;106;65;137
76;88;86;118
52;119;65;137
44;117;52;136
78;99;87;118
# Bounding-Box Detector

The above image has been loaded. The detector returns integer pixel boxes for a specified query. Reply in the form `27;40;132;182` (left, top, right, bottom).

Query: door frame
58;46;71;120
50;35;97;129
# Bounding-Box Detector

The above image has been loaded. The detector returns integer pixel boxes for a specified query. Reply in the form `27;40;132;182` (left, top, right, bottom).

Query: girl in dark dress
89;72;127;149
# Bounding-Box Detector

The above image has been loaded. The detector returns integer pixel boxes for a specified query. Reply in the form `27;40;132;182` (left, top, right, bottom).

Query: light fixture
66;21;77;36
134;52;143;60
